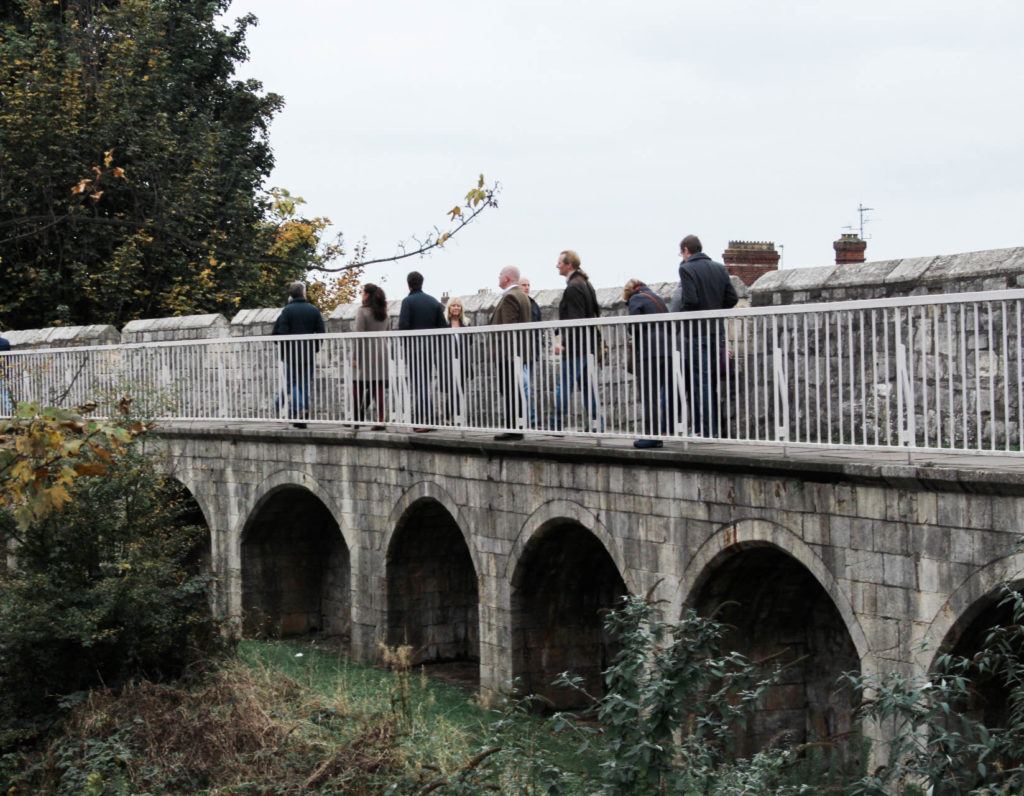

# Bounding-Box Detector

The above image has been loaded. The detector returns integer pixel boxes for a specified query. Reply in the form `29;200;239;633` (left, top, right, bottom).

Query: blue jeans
522;364;536;426
687;341;719;437
0;377;11;416
554;355;599;431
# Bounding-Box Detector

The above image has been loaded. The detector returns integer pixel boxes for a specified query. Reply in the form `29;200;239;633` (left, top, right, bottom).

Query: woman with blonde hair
444;296;472;423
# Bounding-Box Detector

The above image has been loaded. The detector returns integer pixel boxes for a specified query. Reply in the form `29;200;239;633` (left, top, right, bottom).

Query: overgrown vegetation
3;405;1023;793
0;403;221;754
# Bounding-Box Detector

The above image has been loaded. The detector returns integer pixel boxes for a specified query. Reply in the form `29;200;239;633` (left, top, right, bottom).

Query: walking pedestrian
624;279;672;448
553;250;602;432
272;282;325;429
353;283;390;429
518;276;542;426
490;266;532;441
398;271;447;430
678;235;738;437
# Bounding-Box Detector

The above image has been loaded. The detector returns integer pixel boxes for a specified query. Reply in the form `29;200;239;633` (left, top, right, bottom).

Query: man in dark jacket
678;235;738;437
272;282;325;428
553;250;602;432
398;271;447;429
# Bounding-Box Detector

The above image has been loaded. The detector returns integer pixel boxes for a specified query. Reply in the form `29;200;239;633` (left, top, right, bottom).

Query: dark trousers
686;341;720;437
354;380;386;422
637;356;674;436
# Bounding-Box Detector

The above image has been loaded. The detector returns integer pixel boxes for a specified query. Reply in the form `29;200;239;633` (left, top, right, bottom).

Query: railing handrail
3;288;1022;357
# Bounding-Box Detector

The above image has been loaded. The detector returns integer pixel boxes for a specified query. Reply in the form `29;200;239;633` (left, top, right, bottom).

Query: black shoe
633;438;663;449
292;422;308;429
494;432;523;441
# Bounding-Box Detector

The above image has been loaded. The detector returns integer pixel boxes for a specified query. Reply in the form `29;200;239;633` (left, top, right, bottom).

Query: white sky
227;0;1024;298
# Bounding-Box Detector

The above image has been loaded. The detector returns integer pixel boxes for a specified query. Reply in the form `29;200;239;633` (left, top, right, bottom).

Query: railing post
895;308;915;446
772;316;789;442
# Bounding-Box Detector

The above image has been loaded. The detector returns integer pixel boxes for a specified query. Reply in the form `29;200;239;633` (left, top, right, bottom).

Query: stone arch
920;550;1024;672
679;519;865;757
384;482;480;677
239;469;351;641
241;469;355;553
508;500;633;709
505;499;637;594
382;481;481;576
165;467;216;535
919;552;1024;768
162;473;214;571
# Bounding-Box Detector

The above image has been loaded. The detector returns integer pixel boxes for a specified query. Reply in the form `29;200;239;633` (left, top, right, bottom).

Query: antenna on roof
857;203;875;240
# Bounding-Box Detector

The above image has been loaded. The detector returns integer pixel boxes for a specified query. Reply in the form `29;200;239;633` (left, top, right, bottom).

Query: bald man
490;265;532;440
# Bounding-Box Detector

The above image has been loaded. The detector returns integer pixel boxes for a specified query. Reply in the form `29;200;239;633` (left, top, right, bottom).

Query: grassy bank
4;640;589;794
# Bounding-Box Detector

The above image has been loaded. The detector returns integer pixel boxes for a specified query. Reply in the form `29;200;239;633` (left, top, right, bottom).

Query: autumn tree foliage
0;403;219;742
0;0;304;328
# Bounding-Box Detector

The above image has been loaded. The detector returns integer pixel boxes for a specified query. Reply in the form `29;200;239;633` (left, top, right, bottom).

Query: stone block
122;314;230;343
873;521;908;555
882;554;916;589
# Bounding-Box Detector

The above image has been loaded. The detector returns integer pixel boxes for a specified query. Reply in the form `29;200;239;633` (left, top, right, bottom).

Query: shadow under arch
679;518;866;758
384;483;480;677
508;500;632;709
239;470;351;641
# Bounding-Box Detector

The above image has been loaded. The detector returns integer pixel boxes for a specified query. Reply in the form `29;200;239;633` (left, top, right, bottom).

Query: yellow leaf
103;149;114;168
48;484;71;510
112;167;126;179
447;205;462;221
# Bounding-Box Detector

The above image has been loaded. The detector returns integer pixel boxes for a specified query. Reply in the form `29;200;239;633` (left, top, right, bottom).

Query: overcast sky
226;1;1024;299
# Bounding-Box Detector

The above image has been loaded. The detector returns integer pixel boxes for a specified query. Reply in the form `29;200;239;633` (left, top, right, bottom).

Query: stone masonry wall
159;427;1024;731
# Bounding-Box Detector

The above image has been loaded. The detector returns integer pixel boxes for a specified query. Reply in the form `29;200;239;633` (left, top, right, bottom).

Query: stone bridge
159;422;1024;753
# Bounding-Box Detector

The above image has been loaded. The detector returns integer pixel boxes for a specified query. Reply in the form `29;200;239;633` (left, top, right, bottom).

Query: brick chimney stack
722;241;780;286
833;233;867;265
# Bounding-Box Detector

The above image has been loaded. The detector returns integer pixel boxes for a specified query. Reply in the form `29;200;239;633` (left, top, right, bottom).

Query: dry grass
21;660;405;795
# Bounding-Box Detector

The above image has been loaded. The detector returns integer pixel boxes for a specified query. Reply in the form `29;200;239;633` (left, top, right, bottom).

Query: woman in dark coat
353;284;390;428
624;279;673;448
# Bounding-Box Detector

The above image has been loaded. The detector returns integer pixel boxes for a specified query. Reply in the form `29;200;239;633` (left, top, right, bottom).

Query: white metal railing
2;289;1024;454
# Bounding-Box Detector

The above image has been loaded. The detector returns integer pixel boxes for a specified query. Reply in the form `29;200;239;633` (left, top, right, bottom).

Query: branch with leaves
313;174;501;274
0;402;148;536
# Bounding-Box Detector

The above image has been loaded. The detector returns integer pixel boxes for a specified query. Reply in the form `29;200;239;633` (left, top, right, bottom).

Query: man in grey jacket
678;235;738;437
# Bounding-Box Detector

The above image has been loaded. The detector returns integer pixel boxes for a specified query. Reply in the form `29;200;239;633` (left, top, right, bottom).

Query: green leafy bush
0;412;221;749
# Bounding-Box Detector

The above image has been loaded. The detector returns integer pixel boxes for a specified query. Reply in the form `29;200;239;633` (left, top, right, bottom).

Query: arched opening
942;582;1024;735
166;478;212;576
691;546;860;756
386;498;479;682
240;486;350;641
511;521;627;709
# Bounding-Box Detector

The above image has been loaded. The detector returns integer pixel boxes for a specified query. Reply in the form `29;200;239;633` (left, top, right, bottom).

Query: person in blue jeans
272;282;325;428
518;276;543;427
678;235;738;437
552;250;602;432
